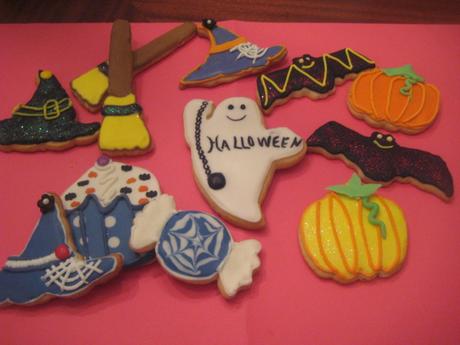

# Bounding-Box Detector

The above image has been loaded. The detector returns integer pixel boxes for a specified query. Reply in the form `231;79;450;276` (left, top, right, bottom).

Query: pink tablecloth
0;22;459;345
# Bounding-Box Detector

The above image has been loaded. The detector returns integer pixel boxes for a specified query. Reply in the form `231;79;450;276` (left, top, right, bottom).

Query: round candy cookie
348;65;440;134
130;195;262;298
298;174;408;284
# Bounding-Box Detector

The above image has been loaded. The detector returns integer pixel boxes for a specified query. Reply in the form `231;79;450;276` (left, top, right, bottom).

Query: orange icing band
85;187;95;194
71;201;80;208
88;171;98;178
378;197;401;272
358;199;382;272
127;177;136;184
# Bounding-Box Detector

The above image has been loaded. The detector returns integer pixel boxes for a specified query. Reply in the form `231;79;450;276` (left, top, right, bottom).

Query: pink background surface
0;22;459;345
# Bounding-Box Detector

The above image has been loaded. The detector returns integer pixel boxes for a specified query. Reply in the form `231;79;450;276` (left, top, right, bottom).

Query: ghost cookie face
184;97;307;229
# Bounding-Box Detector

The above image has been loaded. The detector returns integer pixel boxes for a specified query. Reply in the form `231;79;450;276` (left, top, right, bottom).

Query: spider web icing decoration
157;211;232;279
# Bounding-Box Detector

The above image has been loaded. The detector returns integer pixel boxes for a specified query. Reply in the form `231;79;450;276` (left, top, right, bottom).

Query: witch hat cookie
180;19;287;88
0;194;122;306
62;156;161;267
0;70;100;152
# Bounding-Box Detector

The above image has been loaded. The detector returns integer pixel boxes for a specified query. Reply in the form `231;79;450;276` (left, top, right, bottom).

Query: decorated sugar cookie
62;156;161;267
307;121;454;201
299;175;408;283
0;70;100;152
183;97;306;229
71;22;196;112
130;195;262;298
348;65;440;134
180;19;287;88
0;194;122;306
256;48;375;113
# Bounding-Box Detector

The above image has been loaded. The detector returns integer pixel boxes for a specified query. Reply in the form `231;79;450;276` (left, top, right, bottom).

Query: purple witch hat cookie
180;19;287;88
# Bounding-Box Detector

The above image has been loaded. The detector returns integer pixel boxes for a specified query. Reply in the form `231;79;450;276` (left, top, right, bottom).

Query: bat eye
228;104;234;110
377;133;383;139
240;104;246;110
386;136;394;142
298;58;304;64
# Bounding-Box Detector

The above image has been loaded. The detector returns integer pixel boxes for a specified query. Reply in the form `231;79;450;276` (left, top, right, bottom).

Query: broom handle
108;19;133;97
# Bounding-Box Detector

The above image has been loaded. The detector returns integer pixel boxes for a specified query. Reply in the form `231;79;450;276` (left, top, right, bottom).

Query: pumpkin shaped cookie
348;65;440;134
299;174;408;283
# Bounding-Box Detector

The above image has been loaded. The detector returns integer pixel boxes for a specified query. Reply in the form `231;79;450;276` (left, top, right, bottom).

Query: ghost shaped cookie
184;97;307;229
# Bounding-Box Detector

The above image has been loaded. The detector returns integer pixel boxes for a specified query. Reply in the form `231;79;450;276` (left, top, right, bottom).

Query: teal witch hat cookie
0;70;100;152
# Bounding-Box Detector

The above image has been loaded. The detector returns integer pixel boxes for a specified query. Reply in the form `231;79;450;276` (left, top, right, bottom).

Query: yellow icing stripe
398;84;426;125
261;48;375;107
104;93;136;106
316;200;337;274
377;197;401;272
328;193;357;275
13;98;72;120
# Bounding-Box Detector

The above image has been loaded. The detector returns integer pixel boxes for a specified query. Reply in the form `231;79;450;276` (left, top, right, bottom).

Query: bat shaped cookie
307;121;454;201
256;48;376;113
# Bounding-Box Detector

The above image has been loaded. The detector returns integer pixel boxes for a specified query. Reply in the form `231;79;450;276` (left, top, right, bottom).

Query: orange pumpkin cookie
348;65;440;134
299;174;408;284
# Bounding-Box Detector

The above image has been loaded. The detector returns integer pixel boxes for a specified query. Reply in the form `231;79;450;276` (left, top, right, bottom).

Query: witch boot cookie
184;97;306;229
99;20;151;156
130;194;262;298
0;194;122;306
62;156;162;267
180;19;287;88
0;70;100;152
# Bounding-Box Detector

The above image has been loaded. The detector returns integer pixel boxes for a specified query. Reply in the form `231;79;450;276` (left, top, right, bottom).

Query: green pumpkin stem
382;65;424;97
328;174;387;240
362;197;387;239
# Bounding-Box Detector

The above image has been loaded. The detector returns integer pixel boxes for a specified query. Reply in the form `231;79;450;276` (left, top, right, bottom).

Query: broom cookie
256;48;375;113
348;65;440;134
99;20;152;156
180;19;286;88
71;22;196;112
299;174;408;284
184;97;306;229
307;121;454;201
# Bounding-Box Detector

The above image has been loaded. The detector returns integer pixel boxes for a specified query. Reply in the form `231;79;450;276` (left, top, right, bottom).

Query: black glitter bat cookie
307;121;454;201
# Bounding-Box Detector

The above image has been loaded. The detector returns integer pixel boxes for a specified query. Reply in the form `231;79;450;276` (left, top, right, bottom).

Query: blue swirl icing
156;211;232;280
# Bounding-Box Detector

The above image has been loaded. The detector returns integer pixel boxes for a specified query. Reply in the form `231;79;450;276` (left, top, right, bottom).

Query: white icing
108;236;120;249
62;160;160;210
5;252;58;269
218;239;262;298
230;42;268;63
79;238;84;246
130;194;177;253
105;216;117;228
41;257;103;292
72;216;80;227
184;97;306;224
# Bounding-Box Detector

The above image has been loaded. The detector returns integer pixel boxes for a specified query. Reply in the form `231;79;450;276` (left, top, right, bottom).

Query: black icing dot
77;180;89;187
120;187;132;194
146;190;158;198
65;193;77;201
139;173;151;181
228;104;234;110
240;104;246;110
121;165;133;172
37;194;55;213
